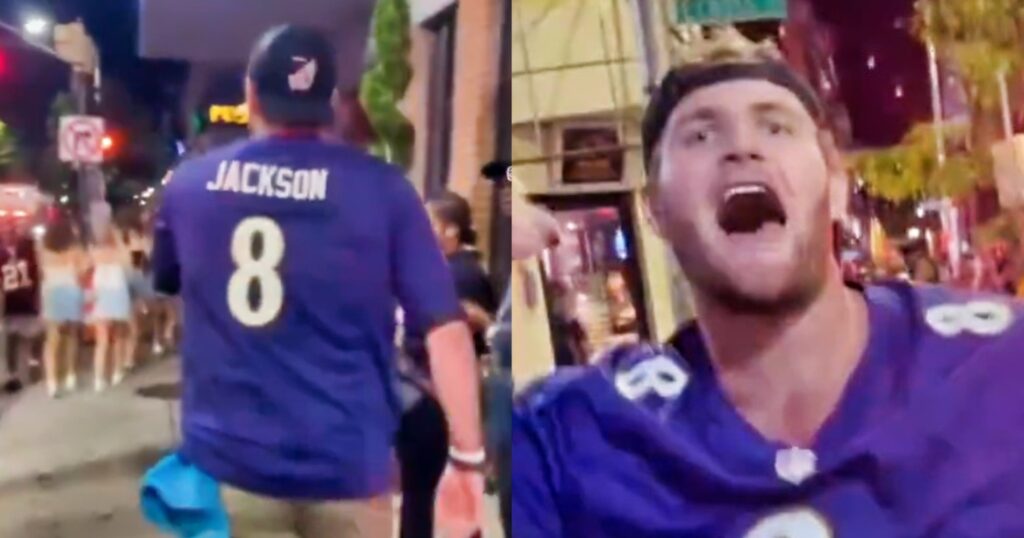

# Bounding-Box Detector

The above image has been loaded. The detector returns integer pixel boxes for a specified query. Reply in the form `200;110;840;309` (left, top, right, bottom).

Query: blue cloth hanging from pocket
139;452;230;538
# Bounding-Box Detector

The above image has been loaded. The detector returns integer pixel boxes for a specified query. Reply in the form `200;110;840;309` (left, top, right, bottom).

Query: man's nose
722;125;765;164
723;150;765;164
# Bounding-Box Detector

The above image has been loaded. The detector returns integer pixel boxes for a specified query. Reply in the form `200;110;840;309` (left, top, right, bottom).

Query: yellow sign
209;103;249;125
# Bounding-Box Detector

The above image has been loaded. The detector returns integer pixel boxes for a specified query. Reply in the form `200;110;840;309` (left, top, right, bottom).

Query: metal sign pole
71;72;92;244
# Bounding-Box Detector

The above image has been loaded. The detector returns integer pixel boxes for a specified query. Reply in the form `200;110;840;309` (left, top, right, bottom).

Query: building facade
405;0;509;290
510;0;686;387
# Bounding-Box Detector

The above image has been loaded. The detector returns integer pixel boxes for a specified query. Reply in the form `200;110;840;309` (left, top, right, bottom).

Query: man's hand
434;464;485;538
512;192;560;260
461;300;493;332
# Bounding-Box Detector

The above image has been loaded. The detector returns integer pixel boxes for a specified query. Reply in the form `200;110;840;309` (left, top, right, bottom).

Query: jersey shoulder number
744;508;833;538
924;299;1015;337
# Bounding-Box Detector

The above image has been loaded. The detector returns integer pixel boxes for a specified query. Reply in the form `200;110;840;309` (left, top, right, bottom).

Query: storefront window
539;201;645;365
423;5;458;198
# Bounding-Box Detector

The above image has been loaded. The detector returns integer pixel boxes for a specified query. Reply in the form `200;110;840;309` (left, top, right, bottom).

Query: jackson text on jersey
206;160;328;201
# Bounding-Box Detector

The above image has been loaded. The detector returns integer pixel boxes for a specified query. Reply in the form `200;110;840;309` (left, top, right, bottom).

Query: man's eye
684;129;712;145
766;121;793;136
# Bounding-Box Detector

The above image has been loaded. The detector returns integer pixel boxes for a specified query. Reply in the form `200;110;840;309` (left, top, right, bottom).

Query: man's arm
390;175;483;454
426;321;484;452
151;183;181;295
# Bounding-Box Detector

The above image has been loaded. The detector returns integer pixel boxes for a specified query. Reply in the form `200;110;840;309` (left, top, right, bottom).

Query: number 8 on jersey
229;217;285;327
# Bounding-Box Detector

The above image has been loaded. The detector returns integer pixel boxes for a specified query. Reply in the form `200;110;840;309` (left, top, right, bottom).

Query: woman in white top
39;216;87;397
89;224;132;391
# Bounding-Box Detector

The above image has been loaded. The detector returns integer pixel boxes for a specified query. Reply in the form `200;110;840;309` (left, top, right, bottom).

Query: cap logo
288;56;318;92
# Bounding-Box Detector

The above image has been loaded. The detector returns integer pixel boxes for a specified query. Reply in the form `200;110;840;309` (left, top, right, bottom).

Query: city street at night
0;0;509;536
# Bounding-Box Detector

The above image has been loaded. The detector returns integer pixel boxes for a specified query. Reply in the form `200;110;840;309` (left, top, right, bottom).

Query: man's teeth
724;184;767;201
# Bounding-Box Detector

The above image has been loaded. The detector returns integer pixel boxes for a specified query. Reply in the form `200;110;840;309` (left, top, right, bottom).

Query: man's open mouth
716;183;787;235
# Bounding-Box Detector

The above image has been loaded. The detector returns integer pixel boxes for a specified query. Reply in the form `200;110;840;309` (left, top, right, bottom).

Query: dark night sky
0;0;186;147
809;0;934;146
0;0;942;150
0;0;184;104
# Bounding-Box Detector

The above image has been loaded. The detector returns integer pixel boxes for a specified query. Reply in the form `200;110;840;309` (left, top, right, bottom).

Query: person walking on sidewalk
88;224;133;392
1;222;42;394
39;214;87;397
150;25;485;537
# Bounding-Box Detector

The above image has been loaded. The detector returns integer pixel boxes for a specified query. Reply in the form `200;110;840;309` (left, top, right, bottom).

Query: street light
23;16;50;36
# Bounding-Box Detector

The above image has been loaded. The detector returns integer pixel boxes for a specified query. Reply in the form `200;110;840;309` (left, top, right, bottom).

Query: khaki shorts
221;485;394;538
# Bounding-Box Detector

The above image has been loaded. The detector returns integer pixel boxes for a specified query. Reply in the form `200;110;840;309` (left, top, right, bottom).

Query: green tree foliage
915;0;1024;113
859;2;1024;204
0;120;20;173
855;123;981;202
360;0;414;168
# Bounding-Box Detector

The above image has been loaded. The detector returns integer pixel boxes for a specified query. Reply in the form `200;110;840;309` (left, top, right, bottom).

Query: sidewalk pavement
0;359;179;537
0;358;504;537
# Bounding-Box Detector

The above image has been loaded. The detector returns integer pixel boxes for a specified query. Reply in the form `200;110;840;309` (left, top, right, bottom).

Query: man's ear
818;130;850;220
642;184;667;240
244;79;265;134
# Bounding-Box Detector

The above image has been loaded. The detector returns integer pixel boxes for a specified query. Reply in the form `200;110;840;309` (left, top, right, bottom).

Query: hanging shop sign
561;127;624;185
676;0;787;24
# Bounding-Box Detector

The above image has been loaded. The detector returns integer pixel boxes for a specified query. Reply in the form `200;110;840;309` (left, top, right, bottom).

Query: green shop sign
676;0;787;24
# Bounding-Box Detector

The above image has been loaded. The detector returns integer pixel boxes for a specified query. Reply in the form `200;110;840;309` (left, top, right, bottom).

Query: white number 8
924;301;1014;337
744;508;832;538
228;217;285;327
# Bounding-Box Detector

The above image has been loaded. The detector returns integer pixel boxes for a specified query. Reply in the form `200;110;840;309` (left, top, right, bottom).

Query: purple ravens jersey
151;135;463;499
513;282;1024;536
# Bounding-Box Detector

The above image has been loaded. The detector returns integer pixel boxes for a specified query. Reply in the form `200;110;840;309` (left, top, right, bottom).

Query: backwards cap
641;28;822;173
247;25;337;126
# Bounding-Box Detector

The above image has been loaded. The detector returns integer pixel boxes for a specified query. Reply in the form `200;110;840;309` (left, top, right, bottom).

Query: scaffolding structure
510;0;770;180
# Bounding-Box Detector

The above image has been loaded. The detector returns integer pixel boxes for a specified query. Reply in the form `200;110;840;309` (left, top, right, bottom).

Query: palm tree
913;0;1024;195
911;0;1024;237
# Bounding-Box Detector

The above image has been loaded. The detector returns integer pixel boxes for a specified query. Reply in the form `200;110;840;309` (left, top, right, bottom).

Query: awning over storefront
412;0;457;25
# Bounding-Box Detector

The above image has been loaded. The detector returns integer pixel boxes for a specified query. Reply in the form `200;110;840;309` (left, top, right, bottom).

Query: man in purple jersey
513;34;1024;537
151;25;486;536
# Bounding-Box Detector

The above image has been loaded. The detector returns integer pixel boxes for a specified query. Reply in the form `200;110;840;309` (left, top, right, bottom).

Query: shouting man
512;36;1024;537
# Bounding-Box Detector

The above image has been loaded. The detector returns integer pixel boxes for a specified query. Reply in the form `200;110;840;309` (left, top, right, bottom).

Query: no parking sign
58;115;105;164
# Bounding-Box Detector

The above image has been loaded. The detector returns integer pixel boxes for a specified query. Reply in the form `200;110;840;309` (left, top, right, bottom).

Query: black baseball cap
247;25;337;126
642;61;822;173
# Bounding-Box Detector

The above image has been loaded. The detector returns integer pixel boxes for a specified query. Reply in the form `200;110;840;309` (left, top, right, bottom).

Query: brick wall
405;1;502;260
448;0;500;195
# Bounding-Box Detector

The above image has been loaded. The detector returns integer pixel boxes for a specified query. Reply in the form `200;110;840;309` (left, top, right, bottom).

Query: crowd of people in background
843;236;1024;297
1;209;178;398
